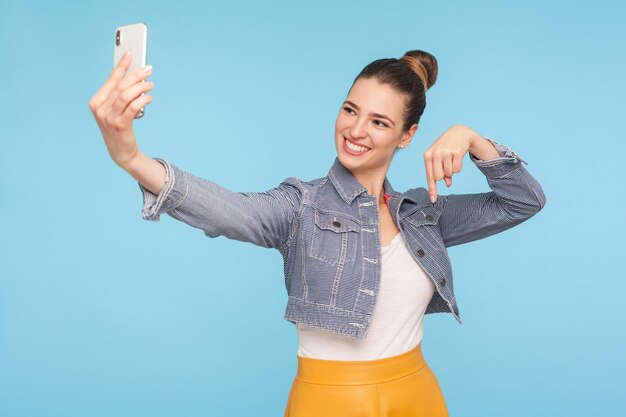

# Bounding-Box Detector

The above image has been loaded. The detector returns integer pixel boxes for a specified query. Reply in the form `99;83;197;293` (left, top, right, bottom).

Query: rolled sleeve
138;158;188;221
469;137;529;178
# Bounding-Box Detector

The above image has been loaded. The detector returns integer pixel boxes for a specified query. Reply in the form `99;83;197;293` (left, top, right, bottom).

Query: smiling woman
335;78;417;181
89;47;545;417
333;51;437;202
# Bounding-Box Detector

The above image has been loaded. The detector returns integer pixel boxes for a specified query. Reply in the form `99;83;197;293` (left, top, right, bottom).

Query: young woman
89;49;546;417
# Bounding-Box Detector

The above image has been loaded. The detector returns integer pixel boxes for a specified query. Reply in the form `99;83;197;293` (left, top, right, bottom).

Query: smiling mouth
344;137;371;154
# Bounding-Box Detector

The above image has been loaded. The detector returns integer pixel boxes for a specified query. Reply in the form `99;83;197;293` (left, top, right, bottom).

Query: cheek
335;113;350;131
334;119;340;132
370;131;394;146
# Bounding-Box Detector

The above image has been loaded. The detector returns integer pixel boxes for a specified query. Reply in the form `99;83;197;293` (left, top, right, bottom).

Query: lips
343;137;371;154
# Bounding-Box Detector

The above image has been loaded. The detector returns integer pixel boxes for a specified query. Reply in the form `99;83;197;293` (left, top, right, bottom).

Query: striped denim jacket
138;137;546;340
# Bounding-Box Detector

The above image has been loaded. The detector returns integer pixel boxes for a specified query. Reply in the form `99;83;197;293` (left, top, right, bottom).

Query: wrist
468;135;501;161
116;148;142;173
467;129;483;155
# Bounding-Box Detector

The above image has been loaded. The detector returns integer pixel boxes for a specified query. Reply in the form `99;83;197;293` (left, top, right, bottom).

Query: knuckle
96;108;107;121
119;91;131;103
104;114;115;127
135;68;147;80
108;116;123;130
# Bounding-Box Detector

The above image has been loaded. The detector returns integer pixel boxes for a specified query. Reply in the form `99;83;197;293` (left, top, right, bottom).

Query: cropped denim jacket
138;138;546;340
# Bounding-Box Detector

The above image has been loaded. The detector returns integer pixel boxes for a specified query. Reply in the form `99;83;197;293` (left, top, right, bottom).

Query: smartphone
113;22;148;118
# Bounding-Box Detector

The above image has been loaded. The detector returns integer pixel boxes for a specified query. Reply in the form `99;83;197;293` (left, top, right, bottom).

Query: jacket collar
327;157;417;205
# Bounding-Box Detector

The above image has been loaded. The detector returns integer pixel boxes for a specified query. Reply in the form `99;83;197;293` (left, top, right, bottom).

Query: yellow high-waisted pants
283;343;449;417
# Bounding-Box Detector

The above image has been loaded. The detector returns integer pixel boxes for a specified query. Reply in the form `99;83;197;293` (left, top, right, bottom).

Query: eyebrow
343;100;396;127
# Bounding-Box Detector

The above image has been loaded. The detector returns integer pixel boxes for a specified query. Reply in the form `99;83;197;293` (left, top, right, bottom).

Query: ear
400;123;418;147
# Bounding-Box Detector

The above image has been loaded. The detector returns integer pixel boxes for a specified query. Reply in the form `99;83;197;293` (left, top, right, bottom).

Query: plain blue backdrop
1;1;624;416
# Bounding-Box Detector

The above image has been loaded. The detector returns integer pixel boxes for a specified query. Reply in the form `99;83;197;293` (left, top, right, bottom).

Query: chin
337;152;369;174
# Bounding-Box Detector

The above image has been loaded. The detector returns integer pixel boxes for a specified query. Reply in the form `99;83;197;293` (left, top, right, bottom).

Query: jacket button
425;214;433;221
332;221;341;228
417;248;425;257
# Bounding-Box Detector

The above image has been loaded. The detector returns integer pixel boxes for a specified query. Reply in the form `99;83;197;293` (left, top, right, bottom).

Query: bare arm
120;150;166;196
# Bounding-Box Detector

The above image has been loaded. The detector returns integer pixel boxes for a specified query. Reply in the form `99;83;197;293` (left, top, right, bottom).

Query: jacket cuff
469;137;528;178
138;158;189;221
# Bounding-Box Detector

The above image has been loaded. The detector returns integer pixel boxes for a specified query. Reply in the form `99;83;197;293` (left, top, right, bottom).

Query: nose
350;117;367;139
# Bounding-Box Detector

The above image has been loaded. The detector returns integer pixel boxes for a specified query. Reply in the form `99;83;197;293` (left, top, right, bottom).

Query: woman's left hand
423;125;480;204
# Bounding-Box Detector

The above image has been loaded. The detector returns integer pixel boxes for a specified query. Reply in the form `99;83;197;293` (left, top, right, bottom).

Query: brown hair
350;50;438;131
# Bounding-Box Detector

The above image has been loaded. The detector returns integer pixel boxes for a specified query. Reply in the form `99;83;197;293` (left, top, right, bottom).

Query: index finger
424;153;438;204
110;51;133;81
90;52;133;110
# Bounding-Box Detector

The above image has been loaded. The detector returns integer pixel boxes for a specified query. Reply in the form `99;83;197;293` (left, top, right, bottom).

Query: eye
343;106;356;115
373;120;388;128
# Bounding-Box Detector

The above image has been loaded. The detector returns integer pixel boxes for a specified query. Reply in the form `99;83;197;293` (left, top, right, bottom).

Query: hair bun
399;50;438;92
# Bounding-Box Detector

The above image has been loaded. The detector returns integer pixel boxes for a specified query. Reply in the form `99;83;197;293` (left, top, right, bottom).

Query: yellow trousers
283;343;449;417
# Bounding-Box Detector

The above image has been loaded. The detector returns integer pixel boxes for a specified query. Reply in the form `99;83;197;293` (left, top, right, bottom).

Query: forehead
347;77;405;115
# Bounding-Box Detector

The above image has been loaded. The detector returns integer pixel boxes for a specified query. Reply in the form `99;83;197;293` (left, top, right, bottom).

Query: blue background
1;1;624;416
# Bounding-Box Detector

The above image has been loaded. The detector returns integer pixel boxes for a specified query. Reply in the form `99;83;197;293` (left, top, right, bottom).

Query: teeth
345;138;370;153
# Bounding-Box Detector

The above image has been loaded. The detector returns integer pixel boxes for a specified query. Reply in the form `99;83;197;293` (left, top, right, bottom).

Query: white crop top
297;232;436;360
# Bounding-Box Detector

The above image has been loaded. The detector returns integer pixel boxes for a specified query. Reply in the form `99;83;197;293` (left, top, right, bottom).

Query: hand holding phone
88;23;154;168
113;22;149;118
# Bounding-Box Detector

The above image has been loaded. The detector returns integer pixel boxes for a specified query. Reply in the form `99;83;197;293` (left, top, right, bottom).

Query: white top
297;232;436;360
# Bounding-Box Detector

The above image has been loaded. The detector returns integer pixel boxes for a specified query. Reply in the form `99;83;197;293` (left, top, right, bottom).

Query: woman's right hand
88;51;155;169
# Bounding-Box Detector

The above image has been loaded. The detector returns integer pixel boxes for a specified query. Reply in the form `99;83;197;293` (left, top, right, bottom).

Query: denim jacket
138;138;546;340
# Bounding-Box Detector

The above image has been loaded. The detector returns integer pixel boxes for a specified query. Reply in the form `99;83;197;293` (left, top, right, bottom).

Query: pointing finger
424;152;438;204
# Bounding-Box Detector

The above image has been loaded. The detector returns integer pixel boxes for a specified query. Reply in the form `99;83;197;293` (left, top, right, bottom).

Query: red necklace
384;193;391;207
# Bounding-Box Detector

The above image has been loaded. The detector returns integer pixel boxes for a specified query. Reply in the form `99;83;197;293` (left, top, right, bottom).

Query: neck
350;165;389;204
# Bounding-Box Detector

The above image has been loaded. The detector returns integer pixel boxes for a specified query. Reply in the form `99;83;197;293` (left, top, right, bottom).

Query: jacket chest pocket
309;211;360;265
403;206;445;250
